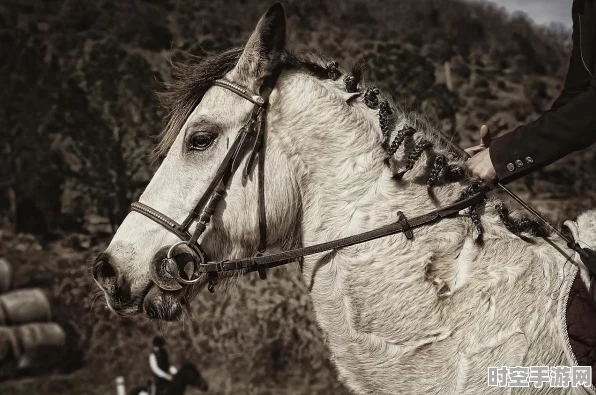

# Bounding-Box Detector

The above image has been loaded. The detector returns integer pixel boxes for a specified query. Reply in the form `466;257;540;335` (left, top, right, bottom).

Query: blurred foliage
1;0;595;394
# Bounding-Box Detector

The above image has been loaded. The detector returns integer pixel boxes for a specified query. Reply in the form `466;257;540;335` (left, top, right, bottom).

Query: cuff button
515;159;524;168
525;156;534;164
507;163;515;172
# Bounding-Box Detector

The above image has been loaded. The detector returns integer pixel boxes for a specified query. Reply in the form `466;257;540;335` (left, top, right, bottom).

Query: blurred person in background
466;0;596;184
149;336;178;395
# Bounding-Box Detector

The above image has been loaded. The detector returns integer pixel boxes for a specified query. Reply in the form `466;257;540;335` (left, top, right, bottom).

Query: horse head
93;2;377;319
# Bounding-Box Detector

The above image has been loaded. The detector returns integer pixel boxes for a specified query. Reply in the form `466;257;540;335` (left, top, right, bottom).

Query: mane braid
379;100;392;147
394;139;433;180
444;164;466;181
364;87;380;108
344;59;365;92
495;203;549;237
344;75;358;93
456;181;486;241
286;52;337;80
427;154;447;188
387;126;416;155
325;60;341;80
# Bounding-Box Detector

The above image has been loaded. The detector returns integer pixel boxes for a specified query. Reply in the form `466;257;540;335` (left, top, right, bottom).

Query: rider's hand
464;125;492;157
166;374;173;381
464;125;498;184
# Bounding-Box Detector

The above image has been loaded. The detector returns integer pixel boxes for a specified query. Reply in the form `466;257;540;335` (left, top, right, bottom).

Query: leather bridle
130;69;488;293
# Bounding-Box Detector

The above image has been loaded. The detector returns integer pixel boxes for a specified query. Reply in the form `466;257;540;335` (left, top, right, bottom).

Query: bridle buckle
397;211;414;240
254;251;267;280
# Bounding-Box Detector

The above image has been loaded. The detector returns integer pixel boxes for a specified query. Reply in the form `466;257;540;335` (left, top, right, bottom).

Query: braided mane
156;48;548;240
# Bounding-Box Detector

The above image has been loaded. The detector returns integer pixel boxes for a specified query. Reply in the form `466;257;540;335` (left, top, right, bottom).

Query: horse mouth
102;281;154;317
142;284;188;321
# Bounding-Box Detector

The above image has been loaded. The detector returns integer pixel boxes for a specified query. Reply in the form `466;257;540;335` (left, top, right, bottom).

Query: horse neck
292;108;484;371
274;76;572;393
294;109;469;263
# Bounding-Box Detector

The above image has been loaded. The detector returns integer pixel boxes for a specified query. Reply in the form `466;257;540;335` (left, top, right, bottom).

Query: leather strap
131;202;192;241
197;190;487;275
212;80;265;105
397;211;413;240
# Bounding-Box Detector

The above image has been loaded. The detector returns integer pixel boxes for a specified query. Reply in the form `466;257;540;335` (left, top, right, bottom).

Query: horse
127;363;209;395
93;3;596;394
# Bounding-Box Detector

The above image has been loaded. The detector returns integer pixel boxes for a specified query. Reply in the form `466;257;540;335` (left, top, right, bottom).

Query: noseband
131;69;489;293
131;71;279;291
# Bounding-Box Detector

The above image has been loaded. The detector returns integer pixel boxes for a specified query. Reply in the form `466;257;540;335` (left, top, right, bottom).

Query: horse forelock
153;48;336;162
154;47;244;161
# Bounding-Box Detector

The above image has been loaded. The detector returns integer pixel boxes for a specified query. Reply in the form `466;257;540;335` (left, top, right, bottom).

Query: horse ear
234;3;286;80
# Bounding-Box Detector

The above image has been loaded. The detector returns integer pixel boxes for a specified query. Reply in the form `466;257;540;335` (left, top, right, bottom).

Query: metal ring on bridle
165;241;204;285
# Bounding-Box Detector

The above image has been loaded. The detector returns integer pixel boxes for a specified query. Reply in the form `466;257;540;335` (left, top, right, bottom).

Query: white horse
93;4;596;394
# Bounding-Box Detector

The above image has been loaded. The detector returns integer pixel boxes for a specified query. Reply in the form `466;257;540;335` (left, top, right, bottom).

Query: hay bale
0;326;19;381
0;327;18;362
15;322;66;370
0;258;12;293
0;289;51;325
0;323;66;380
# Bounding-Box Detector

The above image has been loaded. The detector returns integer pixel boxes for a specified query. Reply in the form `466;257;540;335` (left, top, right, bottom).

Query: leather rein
130;70;488;293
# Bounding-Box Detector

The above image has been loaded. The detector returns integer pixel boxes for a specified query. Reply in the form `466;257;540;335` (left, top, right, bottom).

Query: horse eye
188;132;217;151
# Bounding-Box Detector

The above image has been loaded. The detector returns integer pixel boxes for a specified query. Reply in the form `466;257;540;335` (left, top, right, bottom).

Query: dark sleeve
490;78;596;183
489;0;596;184
551;5;594;110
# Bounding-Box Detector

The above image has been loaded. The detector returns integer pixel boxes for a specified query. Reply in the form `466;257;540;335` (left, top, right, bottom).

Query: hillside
1;0;593;394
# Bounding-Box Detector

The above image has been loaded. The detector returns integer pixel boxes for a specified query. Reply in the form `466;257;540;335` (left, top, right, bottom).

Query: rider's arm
489;1;596;184
149;353;172;380
551;3;593;111
489;79;596;184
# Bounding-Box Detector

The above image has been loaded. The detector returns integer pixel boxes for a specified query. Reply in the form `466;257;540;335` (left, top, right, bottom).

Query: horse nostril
93;255;117;292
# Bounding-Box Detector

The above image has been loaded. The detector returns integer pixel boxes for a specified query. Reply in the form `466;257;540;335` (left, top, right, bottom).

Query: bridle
130;68;489;293
131;70;279;291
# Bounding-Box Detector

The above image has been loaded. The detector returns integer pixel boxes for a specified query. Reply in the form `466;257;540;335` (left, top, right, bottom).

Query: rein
130;71;489;293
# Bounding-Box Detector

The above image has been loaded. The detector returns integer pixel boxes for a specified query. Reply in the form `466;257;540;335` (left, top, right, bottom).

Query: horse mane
155;46;549;239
